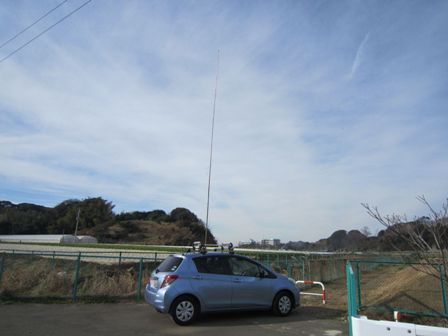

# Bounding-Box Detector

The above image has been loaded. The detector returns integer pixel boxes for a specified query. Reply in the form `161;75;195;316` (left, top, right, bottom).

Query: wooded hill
0;198;216;245
2;198;444;252
282;219;448;252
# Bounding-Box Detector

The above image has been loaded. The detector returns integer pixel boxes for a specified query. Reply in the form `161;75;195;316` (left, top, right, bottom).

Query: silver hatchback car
145;251;300;325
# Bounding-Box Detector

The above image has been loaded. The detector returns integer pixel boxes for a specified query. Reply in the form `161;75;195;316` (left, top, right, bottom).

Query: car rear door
191;255;233;311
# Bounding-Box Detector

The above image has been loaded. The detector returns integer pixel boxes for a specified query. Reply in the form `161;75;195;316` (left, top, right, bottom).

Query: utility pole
74;208;80;237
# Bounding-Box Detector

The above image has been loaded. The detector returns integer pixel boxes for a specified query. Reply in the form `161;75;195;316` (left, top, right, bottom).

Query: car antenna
204;49;220;246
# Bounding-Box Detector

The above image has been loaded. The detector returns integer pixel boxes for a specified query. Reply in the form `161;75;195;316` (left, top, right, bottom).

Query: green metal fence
252;253;411;283
346;260;448;336
0;248;419;305
0;251;163;302
250;253;351;281
0;250;351;303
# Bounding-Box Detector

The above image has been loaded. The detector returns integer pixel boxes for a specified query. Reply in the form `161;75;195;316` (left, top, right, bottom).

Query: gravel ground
0;303;348;336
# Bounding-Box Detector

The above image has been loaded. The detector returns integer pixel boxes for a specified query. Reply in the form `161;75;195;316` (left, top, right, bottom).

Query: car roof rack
188;241;234;255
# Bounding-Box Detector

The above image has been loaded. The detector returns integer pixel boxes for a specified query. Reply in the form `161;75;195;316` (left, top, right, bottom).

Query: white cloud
0;1;447;244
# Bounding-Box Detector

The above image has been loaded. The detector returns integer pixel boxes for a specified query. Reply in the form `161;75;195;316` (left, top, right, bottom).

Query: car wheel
272;291;293;316
170;295;199;325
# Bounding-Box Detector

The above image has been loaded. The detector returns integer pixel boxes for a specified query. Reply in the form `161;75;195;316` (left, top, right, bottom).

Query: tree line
0;198;216;245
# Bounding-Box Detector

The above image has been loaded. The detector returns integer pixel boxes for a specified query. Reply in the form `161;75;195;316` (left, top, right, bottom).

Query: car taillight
160;275;178;288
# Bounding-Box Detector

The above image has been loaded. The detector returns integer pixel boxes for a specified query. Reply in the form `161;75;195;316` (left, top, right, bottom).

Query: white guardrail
352;316;448;336
296;280;326;304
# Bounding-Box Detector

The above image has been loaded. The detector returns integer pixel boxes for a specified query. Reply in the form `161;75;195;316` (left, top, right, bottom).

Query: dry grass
299;264;445;317
0;258;73;297
361;265;445;314
0;256;156;301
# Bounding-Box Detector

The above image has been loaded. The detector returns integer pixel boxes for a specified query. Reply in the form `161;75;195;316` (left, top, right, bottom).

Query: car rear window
193;256;231;275
157;256;183;272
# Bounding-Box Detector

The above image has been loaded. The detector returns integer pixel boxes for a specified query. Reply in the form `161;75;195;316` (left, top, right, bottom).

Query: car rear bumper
145;284;169;313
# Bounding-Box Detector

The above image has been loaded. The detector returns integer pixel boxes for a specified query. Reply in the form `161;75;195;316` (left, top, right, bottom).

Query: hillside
1;198;439;251
283;220;441;252
0;198;216;245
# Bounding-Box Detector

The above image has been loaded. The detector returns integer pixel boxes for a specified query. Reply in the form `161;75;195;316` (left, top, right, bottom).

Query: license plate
150;278;158;288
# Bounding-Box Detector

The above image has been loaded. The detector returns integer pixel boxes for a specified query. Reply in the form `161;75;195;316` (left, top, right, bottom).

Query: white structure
0;234;97;244
77;235;98;244
352;316;448;336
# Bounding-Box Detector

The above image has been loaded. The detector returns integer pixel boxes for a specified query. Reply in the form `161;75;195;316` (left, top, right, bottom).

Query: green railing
0;250;163;302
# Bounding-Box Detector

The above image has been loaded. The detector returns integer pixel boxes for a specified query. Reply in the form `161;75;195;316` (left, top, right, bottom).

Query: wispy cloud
349;32;370;79
0;1;447;243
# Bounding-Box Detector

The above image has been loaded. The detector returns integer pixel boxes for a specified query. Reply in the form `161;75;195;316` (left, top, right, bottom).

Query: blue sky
0;0;447;243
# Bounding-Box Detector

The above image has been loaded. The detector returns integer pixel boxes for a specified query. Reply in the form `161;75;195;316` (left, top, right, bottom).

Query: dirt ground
299;277;348;311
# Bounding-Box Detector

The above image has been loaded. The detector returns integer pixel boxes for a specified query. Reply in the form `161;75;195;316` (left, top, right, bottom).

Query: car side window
193;256;231;275
229;257;262;277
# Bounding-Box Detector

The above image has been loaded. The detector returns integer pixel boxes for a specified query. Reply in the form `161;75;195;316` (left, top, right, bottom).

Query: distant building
238;239;256;247
261;238;281;247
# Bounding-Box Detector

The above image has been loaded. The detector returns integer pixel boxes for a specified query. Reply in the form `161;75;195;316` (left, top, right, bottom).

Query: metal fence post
308;259;311;280
346;261;358;336
154;252;158;263
439;264;448;315
52;251;56;271
0;253;4;283
72;252;81;302
119;252;122;266
332;259;337;281
301;259;305;279
356;262;362;308
137;258;143;301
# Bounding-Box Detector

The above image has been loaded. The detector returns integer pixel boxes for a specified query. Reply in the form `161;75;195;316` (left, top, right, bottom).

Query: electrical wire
0;0;92;64
0;0;70;50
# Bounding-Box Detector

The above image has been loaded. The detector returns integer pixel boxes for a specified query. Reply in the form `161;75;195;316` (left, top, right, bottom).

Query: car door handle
233;278;241;283
192;276;203;280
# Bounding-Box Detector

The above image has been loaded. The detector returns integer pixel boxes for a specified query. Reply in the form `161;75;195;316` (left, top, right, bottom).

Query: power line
0;0;70;50
0;0;93;64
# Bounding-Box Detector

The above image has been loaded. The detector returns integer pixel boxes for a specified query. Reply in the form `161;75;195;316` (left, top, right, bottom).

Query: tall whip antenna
205;50;220;245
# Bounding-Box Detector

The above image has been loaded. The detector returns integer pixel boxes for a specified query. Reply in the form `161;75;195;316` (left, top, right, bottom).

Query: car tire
272;291;293;316
170;295;199;325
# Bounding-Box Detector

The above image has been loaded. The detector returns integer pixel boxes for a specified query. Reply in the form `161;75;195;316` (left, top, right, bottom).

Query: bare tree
360;226;371;237
361;196;448;281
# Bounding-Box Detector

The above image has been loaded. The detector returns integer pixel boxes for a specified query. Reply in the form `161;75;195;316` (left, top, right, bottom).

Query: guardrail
296;280;326;304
